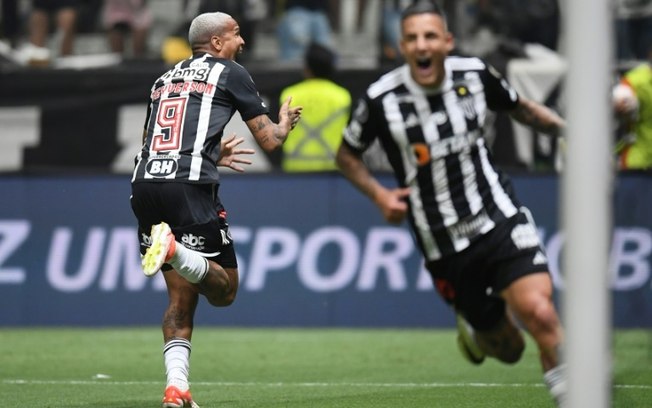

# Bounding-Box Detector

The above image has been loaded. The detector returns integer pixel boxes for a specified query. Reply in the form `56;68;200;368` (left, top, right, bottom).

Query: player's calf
199;264;239;307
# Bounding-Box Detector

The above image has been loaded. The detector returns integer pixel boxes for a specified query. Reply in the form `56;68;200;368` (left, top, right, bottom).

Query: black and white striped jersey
132;54;269;184
343;56;522;261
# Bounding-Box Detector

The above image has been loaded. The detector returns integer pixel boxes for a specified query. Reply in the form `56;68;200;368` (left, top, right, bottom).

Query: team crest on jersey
145;156;179;177
455;85;469;97
454;85;477;120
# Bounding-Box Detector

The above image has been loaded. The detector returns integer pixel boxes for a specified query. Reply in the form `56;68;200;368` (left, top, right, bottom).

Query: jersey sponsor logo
412;143;430;166
429;111;448;126
181;233;206;251
145;157;178;177
511;222;541;250
449;209;491;242
411;130;481;164
160;66;210;82
405;112;420;128
189;60;209;69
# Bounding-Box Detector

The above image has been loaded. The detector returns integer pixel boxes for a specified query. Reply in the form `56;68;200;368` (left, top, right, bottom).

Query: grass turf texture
1;328;650;407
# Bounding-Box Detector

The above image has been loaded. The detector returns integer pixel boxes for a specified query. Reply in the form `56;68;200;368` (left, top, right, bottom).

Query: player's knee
220;287;238;306
203;263;239;306
527;299;559;334
206;285;238;307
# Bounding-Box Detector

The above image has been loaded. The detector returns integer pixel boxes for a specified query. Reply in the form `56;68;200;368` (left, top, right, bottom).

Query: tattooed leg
162;270;199;342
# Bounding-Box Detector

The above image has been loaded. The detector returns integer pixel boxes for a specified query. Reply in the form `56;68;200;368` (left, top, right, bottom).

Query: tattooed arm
509;96;566;138
245;96;303;152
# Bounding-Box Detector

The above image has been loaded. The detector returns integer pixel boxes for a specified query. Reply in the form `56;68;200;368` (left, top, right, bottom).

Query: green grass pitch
1;328;650;407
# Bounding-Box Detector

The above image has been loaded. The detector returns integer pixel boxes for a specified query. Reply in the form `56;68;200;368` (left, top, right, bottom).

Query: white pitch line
2;379;651;390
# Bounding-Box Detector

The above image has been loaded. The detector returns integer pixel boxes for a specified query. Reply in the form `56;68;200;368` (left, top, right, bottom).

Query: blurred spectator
160;0;193;65
15;0;80;65
476;0;561;51
613;58;652;170
161;0;267;64
229;0;267;59
378;0;412;65
279;42;351;171
615;0;652;61
276;0;334;61
101;0;152;58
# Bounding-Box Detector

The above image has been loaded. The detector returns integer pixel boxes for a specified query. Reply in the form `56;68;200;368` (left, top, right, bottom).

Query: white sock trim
544;364;567;403
164;338;191;391
168;244;209;283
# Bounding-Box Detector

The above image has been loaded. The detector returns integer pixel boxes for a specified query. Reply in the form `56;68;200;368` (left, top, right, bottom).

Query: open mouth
416;57;432;69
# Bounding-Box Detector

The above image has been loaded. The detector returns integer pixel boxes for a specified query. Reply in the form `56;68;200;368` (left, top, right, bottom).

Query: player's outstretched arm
245;96;302;152
509;97;566;138
336;143;409;224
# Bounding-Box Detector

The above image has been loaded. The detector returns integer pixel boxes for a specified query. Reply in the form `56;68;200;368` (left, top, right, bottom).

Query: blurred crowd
0;0;651;172
0;0;568;67
0;0;648;67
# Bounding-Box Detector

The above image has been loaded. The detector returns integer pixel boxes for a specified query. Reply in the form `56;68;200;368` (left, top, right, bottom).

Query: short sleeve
224;63;269;121
342;93;380;153
481;64;520;111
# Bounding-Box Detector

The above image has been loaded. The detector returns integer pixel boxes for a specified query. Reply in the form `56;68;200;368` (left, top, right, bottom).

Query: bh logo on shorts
146;157;178;177
182;233;206;251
